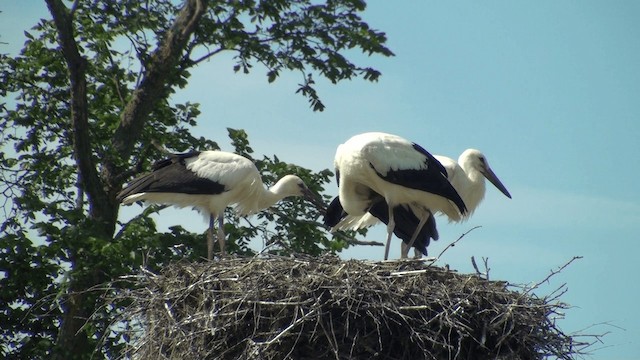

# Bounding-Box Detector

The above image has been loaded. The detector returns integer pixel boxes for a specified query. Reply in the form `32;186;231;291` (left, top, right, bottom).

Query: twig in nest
430;226;482;266
483;257;491;280
525;256;583;294
262;307;318;346
471;256;483;278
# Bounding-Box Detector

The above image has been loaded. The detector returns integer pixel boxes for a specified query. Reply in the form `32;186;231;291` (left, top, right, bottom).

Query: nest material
118;255;579;360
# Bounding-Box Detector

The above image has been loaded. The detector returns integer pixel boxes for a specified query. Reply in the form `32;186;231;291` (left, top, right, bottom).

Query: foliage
0;0;390;358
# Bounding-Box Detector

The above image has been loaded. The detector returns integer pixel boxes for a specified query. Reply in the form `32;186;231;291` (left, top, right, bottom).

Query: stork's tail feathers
116;172;156;203
323;196;346;228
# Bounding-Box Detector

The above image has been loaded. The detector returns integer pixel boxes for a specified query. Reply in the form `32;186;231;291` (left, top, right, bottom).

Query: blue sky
2;1;639;359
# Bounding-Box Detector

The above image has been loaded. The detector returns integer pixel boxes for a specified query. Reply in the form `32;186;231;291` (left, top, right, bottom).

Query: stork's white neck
256;177;300;209
457;158;487;214
258;189;287;209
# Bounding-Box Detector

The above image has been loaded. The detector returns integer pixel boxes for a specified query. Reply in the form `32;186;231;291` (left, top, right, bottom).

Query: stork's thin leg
207;215;215;260
401;243;425;259
400;242;410;259
383;207;395;261
217;215;226;256
401;212;430;258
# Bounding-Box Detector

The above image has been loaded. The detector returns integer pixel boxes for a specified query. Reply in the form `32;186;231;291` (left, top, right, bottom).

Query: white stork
398;149;512;257
329;147;512;259
117;150;319;260
324;132;467;260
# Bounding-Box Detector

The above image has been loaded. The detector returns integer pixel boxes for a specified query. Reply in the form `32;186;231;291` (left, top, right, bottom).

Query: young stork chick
118;150;321;260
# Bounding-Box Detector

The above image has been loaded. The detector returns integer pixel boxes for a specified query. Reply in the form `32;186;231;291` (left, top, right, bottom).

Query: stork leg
207;215;227;260
217;215;226;257
207;215;215;260
383;206;395;261
400;242;410;259
400;211;431;259
400;242;425;259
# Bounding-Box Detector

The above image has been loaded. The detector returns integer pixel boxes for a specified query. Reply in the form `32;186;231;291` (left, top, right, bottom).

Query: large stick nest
116;255;581;359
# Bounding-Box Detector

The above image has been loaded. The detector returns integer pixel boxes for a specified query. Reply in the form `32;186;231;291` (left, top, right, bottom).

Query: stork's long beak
483;166;512;199
302;186;327;212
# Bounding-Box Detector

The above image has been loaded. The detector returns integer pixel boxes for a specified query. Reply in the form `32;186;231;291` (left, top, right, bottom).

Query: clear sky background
2;1;639;359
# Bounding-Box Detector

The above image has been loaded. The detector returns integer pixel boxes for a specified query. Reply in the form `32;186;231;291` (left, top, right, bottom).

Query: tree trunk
44;0;208;356
54;292;92;359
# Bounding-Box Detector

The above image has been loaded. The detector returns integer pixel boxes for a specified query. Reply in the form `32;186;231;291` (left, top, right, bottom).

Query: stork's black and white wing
360;133;467;216
117;151;225;203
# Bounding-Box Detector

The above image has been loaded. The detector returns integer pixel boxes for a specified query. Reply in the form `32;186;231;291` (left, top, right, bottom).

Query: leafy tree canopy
0;0;391;358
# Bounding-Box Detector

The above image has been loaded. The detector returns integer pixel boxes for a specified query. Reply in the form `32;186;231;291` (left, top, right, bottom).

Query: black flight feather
117;151;225;202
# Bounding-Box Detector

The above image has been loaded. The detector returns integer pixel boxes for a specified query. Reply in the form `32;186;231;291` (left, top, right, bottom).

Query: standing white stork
324;132;467;260
117;150;319;260
328;148;512;259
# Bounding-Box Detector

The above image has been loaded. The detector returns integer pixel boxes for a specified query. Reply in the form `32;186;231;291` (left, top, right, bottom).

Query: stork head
273;175;326;210
460;149;512;199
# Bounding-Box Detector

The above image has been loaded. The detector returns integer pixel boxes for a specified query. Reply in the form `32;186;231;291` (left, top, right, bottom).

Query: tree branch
109;0;207;164
331;230;383;248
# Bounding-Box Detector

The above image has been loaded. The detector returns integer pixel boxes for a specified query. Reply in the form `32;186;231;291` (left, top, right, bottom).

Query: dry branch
114;254;588;360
